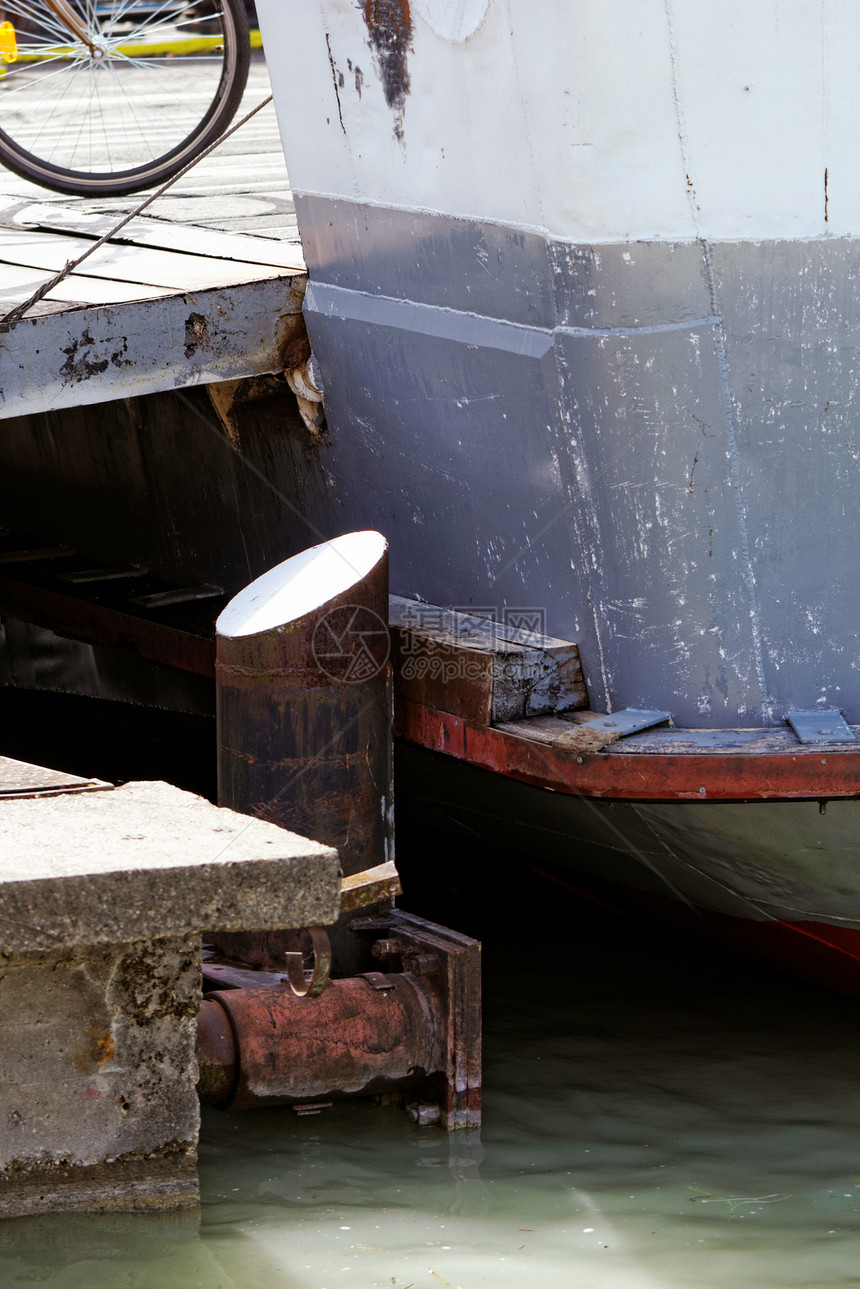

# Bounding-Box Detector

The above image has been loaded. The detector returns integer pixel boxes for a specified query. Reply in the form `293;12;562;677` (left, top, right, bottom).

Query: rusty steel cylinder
196;998;237;1105
215;531;393;877
197;974;447;1109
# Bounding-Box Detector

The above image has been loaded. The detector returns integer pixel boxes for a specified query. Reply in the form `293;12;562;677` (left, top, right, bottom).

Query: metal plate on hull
295;200;860;729
787;710;856;745
573;709;672;737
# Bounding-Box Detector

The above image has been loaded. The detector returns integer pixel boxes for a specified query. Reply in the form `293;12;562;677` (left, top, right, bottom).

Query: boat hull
263;1;860;985
257;0;860;728
399;742;860;994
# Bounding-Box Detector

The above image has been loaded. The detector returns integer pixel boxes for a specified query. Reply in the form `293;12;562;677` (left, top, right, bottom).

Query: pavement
0;49;300;246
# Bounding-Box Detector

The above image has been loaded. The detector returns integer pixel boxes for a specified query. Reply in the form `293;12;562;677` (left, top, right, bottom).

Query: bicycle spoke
104;57;151;163
7;1;77;39
1;56;93;107
103;0;222;41
16;60;92;163
105;54;187;161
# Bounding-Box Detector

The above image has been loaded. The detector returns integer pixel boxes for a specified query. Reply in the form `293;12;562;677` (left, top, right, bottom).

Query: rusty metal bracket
350;909;481;1130
283;926;332;998
359;971;398;991
196;911;481;1129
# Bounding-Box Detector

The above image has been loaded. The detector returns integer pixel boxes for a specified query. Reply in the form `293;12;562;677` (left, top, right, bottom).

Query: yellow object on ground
0;20;18;64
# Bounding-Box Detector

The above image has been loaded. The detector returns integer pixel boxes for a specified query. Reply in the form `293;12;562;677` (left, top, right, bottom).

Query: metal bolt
403;953;439;977
408;1102;441;1126
371;938;404;960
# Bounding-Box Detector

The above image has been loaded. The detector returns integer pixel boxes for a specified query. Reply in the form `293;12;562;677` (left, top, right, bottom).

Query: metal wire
0;92;274;332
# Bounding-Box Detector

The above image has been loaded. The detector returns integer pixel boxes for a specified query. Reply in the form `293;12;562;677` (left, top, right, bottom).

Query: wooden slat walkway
0;54;306;419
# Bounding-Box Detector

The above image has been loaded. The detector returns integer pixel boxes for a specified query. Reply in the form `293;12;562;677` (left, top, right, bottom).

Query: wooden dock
0;53;304;419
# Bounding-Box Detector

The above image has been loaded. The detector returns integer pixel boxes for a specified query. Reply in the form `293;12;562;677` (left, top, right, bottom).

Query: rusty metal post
215;531;392;877
207;534;482;1132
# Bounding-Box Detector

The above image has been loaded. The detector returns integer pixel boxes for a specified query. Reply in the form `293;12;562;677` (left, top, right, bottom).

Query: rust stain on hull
363;0;412;140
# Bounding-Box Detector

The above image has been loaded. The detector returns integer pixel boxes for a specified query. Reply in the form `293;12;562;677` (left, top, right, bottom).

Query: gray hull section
298;195;860;727
399;746;860;930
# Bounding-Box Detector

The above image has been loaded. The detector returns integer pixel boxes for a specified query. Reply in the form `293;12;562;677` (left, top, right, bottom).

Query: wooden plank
0;574;217;677
0;229;289;291
493;715;860;756
0;274;304;418
389;595;586;725
0;201;306;272
495;713;619;751
0;545;75;565
0;260;173;307
339;860;402;913
391;624;494;725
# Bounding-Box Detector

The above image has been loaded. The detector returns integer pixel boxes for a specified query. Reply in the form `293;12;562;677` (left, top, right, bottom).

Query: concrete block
0;938;199;1218
0;778;341;1217
0;780;341;952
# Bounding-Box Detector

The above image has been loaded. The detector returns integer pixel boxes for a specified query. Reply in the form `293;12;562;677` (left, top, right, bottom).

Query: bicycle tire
0;0;250;196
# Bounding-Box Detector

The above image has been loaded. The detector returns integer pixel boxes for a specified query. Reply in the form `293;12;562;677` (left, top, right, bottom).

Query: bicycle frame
42;0;97;53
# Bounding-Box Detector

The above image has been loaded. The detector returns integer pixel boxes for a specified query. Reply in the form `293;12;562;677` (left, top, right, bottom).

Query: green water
2;853;860;1289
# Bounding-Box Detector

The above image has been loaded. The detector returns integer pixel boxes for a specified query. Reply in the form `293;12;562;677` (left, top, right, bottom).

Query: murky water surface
2;851;860;1288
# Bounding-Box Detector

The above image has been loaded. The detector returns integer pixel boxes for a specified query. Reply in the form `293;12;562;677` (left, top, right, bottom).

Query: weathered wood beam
389;595;586;726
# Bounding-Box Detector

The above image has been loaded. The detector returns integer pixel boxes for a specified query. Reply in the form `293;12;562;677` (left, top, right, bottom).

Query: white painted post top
217;531;388;639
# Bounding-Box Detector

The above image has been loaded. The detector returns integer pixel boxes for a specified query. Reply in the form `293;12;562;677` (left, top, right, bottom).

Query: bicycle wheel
0;0;250;196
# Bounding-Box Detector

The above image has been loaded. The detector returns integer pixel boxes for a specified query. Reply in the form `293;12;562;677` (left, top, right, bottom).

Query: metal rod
197;973;445;1109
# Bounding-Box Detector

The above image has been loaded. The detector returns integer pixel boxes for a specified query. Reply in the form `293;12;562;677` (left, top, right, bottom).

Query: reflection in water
2;844;860;1288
